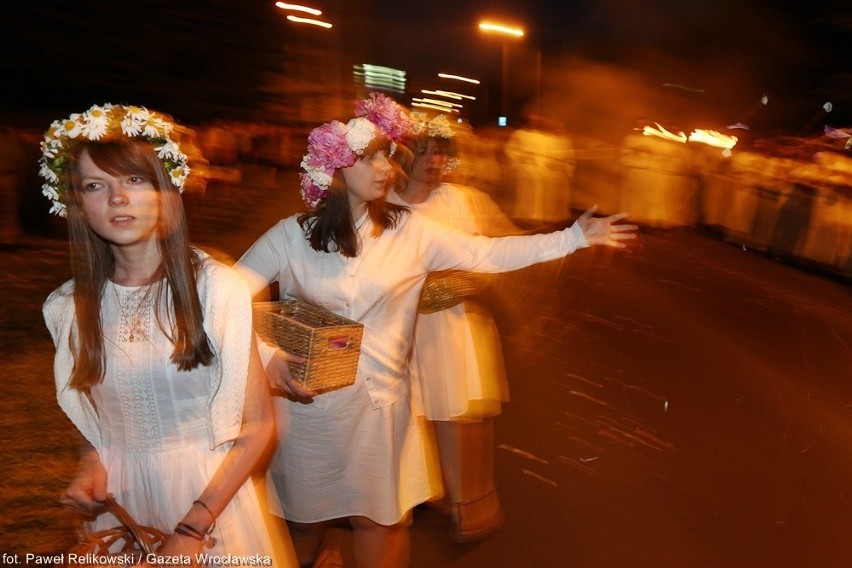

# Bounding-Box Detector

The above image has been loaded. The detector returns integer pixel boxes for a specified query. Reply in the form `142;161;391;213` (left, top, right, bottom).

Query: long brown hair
298;138;408;258
64;139;213;391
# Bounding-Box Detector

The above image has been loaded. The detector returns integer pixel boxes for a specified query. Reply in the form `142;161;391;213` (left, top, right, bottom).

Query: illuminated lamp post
478;20;524;125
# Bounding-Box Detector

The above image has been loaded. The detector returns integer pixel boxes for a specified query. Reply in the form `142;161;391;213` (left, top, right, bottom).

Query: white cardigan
43;255;252;452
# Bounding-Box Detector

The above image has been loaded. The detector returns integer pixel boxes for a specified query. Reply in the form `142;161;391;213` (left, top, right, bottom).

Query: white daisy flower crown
408;111;460;173
38;103;190;217
410;111;456;140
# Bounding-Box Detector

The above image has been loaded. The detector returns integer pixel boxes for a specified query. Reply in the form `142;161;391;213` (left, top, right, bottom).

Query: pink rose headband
299;93;411;208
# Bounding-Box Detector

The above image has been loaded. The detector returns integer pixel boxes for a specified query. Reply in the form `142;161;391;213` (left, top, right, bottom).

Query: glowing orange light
478;22;524;37
688;129;738;150
642;123;687;143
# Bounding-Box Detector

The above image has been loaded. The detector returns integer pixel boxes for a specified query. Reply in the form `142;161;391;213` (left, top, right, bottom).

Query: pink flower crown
299;93;411;208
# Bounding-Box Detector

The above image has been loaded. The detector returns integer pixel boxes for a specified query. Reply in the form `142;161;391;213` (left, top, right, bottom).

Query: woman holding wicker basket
235;93;636;568
40;104;296;566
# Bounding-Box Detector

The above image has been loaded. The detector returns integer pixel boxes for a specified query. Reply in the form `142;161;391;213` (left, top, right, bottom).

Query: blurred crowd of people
8;99;850;280
197;111;852;279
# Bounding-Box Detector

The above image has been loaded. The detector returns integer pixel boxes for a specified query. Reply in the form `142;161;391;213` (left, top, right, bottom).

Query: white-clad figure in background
389;111;515;542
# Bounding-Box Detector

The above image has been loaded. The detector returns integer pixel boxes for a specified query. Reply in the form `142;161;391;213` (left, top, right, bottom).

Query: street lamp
478;20;524;124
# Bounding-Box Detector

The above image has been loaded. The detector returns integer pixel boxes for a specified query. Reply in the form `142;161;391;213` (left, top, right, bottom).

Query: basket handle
102;496;162;555
328;336;351;350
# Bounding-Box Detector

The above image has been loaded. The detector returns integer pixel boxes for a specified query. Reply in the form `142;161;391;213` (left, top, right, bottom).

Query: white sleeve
414;213;589;273
234;220;291;298
203;261;254;449
234;219;296;366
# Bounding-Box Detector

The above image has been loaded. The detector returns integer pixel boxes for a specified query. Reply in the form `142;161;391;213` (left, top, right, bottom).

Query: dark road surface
2;166;850;567
408;228;852;568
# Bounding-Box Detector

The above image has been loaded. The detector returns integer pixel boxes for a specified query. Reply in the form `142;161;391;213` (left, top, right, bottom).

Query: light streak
411;102;458;114
688;129;738;150
422;89;476;101
275;2;322;16
286;15;332;28
438;73;480;85
642;123;687;143
412;97;462;109
479;21;524;37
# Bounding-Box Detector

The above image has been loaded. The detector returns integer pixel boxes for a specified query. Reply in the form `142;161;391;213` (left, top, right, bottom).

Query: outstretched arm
576;206;638;249
417;204;638;274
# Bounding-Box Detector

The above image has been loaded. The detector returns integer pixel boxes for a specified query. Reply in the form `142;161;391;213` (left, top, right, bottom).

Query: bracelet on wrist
174;522;217;549
174;522;204;541
193;499;216;523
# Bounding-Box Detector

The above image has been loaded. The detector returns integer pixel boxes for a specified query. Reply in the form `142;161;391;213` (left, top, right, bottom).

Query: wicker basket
253;300;363;393
418;270;484;314
64;497;169;567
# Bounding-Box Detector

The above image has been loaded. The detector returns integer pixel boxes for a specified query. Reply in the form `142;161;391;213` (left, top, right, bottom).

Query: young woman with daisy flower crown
41;104;297;566
235;93;637;568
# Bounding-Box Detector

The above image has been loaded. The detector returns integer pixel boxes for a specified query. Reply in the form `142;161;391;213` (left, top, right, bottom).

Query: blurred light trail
479;21;524;37
438;73;480;85
412;97;462;109
661;82;706;93
412;102;459;114
688;129;738;150
420;89;476;102
353;64;406;93
422;89;462;100
642;123;687;143
641;122;738;154
286;15;332;28
275;2;322;16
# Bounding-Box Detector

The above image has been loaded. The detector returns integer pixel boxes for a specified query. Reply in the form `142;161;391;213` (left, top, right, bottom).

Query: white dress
389;184;509;421
504;128;576;223
236;210;589;526
43;255;275;561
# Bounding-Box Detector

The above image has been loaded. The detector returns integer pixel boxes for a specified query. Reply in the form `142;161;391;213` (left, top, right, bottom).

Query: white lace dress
43;257;274;561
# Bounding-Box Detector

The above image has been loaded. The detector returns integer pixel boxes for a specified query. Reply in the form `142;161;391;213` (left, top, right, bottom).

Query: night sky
2;0;850;134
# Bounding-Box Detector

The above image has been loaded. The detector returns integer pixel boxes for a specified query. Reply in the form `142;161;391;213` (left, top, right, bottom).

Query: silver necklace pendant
113;282;151;343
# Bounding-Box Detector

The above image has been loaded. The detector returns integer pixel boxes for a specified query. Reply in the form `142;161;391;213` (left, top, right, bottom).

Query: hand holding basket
64;496;168;567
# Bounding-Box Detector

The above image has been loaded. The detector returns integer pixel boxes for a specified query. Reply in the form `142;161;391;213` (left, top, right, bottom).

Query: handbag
64;496;169;567
418;270;484;314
